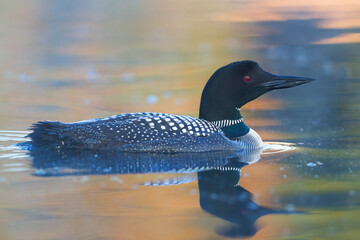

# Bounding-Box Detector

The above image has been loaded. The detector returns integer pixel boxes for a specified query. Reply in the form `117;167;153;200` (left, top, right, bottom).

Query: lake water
0;1;359;239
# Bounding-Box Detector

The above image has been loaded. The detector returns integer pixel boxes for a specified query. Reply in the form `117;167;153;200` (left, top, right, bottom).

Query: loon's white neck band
210;118;243;128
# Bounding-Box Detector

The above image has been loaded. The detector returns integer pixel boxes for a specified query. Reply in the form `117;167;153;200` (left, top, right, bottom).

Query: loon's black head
199;60;315;121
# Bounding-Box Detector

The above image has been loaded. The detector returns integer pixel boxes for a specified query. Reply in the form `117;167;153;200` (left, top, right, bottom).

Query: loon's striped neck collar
209;108;250;138
211;118;243;128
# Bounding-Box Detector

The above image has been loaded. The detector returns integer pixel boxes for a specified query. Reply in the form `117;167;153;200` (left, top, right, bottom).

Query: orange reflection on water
211;0;359;24
314;33;360;44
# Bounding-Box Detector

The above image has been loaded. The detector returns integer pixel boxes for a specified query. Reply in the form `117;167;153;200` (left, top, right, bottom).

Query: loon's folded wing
27;112;237;152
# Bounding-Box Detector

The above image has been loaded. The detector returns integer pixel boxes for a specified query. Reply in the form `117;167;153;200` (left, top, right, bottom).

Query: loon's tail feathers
27;121;66;147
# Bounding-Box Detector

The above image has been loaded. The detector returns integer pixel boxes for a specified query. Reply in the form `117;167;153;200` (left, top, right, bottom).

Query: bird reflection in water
27;146;300;237
198;155;299;238
27;146;255;176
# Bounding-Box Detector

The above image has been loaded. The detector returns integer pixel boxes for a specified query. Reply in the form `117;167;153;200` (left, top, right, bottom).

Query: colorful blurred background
0;0;359;239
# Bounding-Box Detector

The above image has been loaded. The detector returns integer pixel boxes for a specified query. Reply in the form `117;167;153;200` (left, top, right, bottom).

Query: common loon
27;61;314;153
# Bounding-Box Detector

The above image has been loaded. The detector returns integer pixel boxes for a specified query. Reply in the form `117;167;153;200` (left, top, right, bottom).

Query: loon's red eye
244;75;251;82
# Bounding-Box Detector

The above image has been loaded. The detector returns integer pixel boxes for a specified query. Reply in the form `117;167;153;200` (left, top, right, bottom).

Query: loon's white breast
234;128;263;150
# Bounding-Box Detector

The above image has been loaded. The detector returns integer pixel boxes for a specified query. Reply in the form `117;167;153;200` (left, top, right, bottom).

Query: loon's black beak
260;75;315;90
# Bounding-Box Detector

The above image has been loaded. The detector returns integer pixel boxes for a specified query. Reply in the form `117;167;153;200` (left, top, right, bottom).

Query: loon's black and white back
27;61;314;153
29;112;262;152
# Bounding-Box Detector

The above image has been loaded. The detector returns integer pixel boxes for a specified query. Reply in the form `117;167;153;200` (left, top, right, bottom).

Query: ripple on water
262;142;296;155
0;130;29;142
0;131;30;174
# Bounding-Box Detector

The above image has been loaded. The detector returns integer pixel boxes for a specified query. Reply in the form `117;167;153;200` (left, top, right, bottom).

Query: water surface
0;1;359;239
